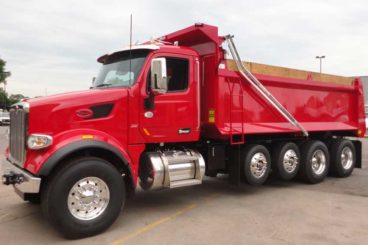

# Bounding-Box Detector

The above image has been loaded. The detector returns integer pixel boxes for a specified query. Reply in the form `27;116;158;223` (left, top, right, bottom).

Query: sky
1;0;367;97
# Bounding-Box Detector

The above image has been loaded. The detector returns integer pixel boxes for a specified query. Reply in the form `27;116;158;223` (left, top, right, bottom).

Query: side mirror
151;58;168;93
90;77;96;89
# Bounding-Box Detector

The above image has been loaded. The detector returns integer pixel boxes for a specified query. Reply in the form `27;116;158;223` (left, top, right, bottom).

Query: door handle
178;128;191;134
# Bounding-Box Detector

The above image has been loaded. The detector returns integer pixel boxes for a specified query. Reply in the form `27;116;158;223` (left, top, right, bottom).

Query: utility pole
315;55;326;74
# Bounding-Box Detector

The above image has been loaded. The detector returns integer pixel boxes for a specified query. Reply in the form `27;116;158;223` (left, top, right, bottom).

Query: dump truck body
203;63;365;139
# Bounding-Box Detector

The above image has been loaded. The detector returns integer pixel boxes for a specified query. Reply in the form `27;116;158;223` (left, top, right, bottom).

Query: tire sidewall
332;139;355;177
273;142;300;180
43;157;125;238
304;141;330;184
243;145;271;185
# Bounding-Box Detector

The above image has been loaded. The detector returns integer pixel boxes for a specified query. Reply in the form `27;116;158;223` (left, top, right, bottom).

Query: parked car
0;112;10;126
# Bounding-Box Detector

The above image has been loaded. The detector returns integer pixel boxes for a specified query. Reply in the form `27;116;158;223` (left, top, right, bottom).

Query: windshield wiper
95;83;112;88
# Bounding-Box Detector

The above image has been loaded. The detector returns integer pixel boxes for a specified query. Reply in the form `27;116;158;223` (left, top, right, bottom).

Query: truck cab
94;44;201;144
2;39;208;238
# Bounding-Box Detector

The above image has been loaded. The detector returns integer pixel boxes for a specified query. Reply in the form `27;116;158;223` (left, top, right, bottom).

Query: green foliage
0;89;26;110
0;58;11;85
0;88;8;109
9;93;25;105
0;58;26;110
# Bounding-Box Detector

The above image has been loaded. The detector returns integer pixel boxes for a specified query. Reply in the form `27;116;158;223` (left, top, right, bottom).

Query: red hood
28;89;123;107
27;88;129;136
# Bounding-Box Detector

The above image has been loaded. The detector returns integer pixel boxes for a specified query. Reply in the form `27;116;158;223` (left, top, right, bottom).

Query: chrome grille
9;108;28;166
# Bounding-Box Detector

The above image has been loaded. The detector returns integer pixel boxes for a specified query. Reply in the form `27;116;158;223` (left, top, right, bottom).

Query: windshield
94;50;149;88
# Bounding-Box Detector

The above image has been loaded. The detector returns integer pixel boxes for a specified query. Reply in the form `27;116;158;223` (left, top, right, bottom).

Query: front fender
38;140;132;176
24;129;136;181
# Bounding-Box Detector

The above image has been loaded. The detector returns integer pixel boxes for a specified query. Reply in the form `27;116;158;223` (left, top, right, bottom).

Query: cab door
139;53;200;143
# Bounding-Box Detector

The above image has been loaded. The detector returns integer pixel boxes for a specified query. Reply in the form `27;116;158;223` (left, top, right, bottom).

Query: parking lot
1;125;368;244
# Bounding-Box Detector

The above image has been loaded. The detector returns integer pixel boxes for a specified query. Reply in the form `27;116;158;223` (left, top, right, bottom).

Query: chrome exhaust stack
139;150;205;190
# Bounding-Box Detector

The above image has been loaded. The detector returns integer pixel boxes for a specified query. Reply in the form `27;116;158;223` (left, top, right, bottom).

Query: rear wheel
330;139;355;177
41;157;125;239
272;142;300;181
242;144;271;185
299;140;330;184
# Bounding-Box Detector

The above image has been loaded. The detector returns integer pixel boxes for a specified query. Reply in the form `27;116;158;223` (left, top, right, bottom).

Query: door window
148;57;189;92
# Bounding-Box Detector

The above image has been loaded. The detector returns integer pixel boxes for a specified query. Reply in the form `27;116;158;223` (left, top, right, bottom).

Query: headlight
27;134;53;149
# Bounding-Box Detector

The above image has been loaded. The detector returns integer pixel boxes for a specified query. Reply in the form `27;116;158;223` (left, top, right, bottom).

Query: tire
299;140;330;184
41;157;125;239
329;139;355;177
241;144;271;185
272;142;300;181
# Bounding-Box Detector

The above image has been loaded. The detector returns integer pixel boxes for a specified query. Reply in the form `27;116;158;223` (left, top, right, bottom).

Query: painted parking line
111;193;219;245
111;204;197;245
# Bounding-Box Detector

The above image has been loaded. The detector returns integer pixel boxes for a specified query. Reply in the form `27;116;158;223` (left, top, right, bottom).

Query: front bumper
1;159;41;198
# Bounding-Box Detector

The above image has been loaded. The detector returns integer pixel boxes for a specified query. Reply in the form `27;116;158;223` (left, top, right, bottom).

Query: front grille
9;108;28;166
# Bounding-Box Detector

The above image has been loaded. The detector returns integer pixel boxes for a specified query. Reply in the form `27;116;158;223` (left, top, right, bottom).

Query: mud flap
353;140;362;168
229;145;241;185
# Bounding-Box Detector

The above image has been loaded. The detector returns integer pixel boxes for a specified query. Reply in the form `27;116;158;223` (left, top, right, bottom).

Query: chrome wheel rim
311;149;326;175
283;149;299;173
250;153;268;179
68;177;110;221
341;146;353;170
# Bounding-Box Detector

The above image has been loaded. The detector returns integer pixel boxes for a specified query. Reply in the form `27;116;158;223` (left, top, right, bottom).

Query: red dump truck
2;23;366;238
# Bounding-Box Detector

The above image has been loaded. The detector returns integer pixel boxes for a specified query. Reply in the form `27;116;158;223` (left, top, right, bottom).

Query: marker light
27;134;53;150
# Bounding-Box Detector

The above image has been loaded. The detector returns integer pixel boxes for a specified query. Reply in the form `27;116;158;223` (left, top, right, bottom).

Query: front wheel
41;157;126;239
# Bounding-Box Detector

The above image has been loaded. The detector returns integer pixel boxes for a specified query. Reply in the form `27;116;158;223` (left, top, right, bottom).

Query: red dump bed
203;69;366;139
162;23;366;140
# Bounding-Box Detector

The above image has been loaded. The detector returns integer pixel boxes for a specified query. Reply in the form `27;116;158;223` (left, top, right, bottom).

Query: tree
0;90;26;110
8;94;26;105
0;58;27;109
0;58;11;109
0;88;8;109
0;58;11;86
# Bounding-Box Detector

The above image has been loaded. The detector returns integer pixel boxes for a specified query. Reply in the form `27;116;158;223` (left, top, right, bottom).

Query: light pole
315;55;325;74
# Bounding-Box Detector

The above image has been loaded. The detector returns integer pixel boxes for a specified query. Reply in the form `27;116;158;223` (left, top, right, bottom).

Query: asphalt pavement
0;126;368;245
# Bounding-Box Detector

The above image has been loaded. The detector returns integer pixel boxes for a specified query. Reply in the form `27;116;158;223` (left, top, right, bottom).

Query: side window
147;57;189;93
166;57;189;92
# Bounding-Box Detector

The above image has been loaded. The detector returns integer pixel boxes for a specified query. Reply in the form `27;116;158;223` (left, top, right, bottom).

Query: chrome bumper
1;159;41;195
